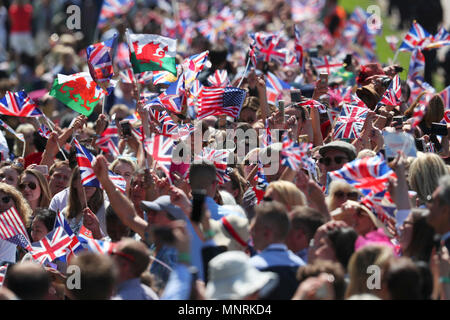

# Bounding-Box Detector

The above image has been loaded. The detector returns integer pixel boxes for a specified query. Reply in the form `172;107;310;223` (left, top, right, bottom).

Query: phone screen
191;189;206;223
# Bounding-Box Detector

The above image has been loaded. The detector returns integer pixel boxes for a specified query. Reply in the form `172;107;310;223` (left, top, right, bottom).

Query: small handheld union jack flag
98;0;135;29
0;91;42;118
297;99;327;114
207;70;229;88
280;133;312;172
332;104;369;140
194;148;231;185
398;21;433;52
38;123;52;139
30;226;73;265
86;34;118;83
53;210;84;262
78;225;116;254
143;134;175;178
378;75;402;107
407;49;425;83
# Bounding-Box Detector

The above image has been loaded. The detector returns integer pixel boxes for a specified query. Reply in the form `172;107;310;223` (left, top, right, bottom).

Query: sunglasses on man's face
334;191;359;200
19;182;37;191
319;156;348;166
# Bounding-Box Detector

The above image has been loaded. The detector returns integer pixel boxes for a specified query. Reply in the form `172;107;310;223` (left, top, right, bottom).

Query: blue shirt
113;278;159;300
161;264;192;300
150;245;178;291
250;243;306;270
296;248;309;264
205;196;246;221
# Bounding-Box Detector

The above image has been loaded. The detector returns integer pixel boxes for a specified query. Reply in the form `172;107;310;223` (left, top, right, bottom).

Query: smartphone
431;122;448;136
278;100;285;123
33;165;48;176
392;116;404;127
319;72;328;85
191;189;207;223
415;138;425;152
119;120;132;136
290;89;302;103
343;54;352;67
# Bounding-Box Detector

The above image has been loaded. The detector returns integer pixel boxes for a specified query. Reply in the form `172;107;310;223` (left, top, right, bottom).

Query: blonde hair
345;245;394;299
0;182;33;227
357;149;376;159
326;180;360;211
266;180;306;209
109;157;137;173
409;153;449;204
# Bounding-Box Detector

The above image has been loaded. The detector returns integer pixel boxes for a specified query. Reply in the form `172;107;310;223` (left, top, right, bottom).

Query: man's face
49;166;71;196
147;210;173;226
427;187;449;234
320;149;349;172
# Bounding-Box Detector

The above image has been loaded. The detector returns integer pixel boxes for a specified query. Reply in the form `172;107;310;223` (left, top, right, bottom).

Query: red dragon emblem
133;41;167;67
59;77;101;111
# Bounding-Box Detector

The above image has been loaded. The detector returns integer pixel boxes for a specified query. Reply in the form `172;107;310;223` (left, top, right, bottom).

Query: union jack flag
294;25;305;72
361;196;396;226
115;42;131;69
207;70;229;88
77;225;117;254
260;119;272;148
385;35;399;52
328;155;397;197
98;0;135;29
144;134;175;177
158;75;187;114
427;26;450;49
407;49;425;83
266;72;291;105
0;206;32;251
53;211;84;262
411;104;426;128
38;123;52;139
195;148;231;185
86;34;117;83
291;0;325;23
332;104;369;139
74;139;127;192
182;51;209;90
0;264;7;287
250;32;287;65
253;162;269;204
399;21;433;52
152;70;178;86
0;119;25;142
197;87;246;120
343;7;370;40
280;133;312;171
378;75;402;107
30;226;72;265
310;56;344;75
0;91;42;117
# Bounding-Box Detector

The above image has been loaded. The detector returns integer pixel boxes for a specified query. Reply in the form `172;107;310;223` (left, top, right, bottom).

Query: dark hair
33;208;57;232
255;201;290;241
5;262;51;299
296;259;346;300
189;161;217;189
415;261;433;300
289;206;328;241
327;227;358;270
385;257;421;300
403;209;435;262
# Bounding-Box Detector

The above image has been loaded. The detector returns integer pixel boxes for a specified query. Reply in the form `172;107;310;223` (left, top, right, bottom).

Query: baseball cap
140;195;185;220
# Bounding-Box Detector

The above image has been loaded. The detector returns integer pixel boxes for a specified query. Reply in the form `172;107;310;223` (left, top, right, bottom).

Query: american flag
280;133;312;171
0;119;25;142
38;123;52;139
0;206;32;251
311;56;344;75
73;139;127;192
98;0;135;29
333;104;369;140
78;226;117;254
399;21;433;52
328;155;397;197
378;74;402;107
0;264;7;287
194;148;231;185
54;211;84;262
0;91;42;118
144;134;175;177
207;70;229;88
266;71;291;105
30;226;73;265
197;87;246;120
407;49;425;83
86;34;117;83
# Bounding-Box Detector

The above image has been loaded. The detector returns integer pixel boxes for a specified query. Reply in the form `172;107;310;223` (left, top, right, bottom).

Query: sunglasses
334;191;359;200
19;182;37;191
319;156;348;166
1;196;11;204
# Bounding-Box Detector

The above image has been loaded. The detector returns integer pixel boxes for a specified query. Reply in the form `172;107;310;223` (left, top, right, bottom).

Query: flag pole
237;57;251;88
392;49;399;65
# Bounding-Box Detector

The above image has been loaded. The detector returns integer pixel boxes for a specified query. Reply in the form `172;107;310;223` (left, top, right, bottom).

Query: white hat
210;215;250;251
205;251;278;300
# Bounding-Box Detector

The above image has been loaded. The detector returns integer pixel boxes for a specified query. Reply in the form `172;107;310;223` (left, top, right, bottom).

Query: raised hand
82;207;102;239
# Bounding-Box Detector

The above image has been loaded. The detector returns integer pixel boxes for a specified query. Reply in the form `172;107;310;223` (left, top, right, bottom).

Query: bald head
5;262;50;300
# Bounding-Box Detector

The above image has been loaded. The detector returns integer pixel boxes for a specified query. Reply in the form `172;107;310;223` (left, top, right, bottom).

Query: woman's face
31;218;49;242
0;167;19;187
331;188;359;211
399;213;414;250
352;209;376;236
0;190;14;213
130;175;146;205
240;108;257;124
74;177;97;203
19;173;41;204
113;161;134;191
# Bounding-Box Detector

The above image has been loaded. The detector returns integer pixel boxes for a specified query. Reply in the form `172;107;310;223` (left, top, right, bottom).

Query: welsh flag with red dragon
49;72;107;116
126;29;177;76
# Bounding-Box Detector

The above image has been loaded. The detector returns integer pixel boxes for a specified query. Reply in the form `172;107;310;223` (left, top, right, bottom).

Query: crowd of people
0;0;449;301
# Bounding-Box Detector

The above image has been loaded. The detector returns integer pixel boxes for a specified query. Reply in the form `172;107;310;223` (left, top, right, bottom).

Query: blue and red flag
378;74;402;107
143;134;175;177
0;206;32;251
332;104;369;140
98;0;135;29
54;210;84;262
399;21;433;52
280;133;312;172
0;91;42;117
77;225;117;254
266;71;291;105
86;34;118;83
194;148;231;185
30;226;72;265
197;87;246;120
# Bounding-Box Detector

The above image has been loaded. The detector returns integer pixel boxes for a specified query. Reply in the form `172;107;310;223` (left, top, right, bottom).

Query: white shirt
0;239;16;263
49;188;69;213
